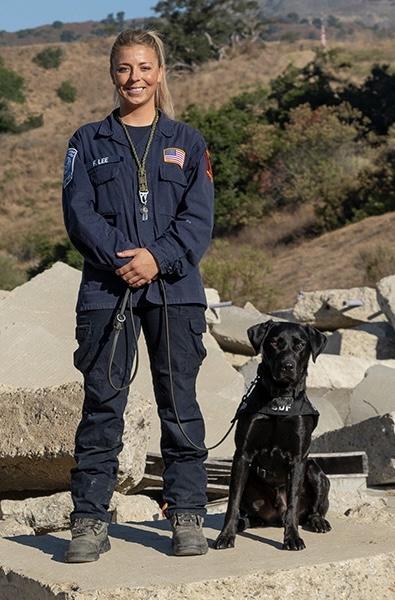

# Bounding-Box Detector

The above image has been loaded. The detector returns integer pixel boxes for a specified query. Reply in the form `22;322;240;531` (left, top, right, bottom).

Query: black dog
214;320;331;551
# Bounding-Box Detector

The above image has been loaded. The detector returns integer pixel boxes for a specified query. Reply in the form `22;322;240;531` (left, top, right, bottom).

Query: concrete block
0;517;394;599
324;323;395;360
349;365;395;425
293;287;384;330
311;412;395;485
0;492;162;534
0;262;81;387
0;383;150;493
205;287;221;325
210;306;284;355
377;274;395;330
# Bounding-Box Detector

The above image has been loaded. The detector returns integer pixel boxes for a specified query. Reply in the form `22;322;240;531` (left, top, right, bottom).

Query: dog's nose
281;361;296;372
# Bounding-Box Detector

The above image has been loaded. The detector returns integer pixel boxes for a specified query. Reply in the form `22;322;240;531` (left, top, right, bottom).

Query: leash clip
114;312;126;330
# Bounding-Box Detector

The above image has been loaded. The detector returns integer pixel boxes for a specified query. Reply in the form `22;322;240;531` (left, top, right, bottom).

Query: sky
0;0;156;32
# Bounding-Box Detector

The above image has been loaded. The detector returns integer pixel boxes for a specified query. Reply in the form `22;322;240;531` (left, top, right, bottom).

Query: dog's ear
306;326;327;362
247;320;274;355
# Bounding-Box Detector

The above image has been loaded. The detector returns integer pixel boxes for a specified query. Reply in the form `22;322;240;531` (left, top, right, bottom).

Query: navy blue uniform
62;109;214;523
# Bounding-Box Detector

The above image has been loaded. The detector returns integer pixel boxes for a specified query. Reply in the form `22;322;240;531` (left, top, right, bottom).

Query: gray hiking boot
64;517;111;563
170;512;208;556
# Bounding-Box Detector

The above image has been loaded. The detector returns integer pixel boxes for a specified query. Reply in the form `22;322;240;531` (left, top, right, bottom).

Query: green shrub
0;100;18;133
0;254;26;290
28;237;83;278
0;56;25;102
201;239;277;312
57;80;76;103
33;47;64;69
183;89;269;233
52;20;63;29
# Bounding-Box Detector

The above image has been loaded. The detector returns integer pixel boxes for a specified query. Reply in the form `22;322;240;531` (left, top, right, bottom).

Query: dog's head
247;320;327;386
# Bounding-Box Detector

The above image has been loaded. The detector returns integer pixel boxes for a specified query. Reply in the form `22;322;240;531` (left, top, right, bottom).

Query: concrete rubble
0;491;162;535
0;515;394;600
377;273;395;330
293;287;384;330
1;263;395;596
210;305;284;355
0;382;150;493
311;412;395;485
349;364;395;425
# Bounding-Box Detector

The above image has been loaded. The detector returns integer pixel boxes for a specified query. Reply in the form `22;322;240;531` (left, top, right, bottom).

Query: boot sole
64;537;111;563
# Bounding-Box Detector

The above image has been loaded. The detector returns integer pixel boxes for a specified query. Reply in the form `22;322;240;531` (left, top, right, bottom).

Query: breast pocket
158;163;188;217
86;155;124;216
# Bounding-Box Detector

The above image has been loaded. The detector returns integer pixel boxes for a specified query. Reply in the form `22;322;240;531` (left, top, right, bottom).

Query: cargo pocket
188;317;207;364
87;156;123;215
73;322;93;373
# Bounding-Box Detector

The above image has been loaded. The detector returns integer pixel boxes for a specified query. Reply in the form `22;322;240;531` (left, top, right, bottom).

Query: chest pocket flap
159;163;188;187
86;155;123;186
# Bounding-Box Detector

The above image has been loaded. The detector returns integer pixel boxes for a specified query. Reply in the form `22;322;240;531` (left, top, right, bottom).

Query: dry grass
1;34;395;305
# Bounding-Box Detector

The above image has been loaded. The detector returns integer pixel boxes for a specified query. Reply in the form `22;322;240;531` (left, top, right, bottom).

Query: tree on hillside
153;0;263;65
267;49;351;125
342;65;395;135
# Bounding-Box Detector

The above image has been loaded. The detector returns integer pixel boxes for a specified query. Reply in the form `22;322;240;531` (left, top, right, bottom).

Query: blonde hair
110;29;175;119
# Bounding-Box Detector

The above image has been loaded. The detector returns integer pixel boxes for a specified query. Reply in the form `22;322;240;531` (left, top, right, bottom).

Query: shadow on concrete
3;533;69;563
3;514;283;562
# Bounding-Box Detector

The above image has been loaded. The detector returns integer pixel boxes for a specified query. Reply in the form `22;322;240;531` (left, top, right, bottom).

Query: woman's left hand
115;248;160;286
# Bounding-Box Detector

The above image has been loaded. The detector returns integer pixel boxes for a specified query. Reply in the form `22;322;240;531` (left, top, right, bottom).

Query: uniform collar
96;108;175;144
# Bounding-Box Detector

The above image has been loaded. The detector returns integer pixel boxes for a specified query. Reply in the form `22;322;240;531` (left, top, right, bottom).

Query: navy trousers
70;302;208;524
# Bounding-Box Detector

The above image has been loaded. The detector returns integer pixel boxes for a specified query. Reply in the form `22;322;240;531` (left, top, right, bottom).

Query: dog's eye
294;341;306;350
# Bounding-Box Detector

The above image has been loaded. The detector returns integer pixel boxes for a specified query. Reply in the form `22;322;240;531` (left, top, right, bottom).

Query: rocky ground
0;263;394;597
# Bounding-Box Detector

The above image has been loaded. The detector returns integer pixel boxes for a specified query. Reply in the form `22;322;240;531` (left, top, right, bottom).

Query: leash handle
108;287;140;391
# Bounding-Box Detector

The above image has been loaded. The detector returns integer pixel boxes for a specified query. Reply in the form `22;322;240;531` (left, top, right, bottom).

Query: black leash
108;278;236;451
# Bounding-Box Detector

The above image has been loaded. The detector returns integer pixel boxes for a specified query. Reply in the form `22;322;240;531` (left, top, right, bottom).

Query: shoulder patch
204;149;213;182
63;147;78;189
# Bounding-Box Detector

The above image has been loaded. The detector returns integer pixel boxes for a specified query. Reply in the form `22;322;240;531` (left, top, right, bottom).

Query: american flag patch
163;147;186;169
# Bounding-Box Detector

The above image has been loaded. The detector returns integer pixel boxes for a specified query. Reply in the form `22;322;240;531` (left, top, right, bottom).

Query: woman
62;29;214;563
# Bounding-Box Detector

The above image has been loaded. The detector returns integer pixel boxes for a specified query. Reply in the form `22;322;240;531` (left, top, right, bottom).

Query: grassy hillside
1;34;395;307
259;0;395;25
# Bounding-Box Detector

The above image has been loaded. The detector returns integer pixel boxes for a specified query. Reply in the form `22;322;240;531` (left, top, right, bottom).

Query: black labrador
214;320;331;551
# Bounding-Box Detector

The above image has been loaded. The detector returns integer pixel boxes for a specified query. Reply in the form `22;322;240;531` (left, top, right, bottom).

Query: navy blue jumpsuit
62;108;214;523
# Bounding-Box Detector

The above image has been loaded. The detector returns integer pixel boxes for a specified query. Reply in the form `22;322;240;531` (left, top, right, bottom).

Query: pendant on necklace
139;190;149;221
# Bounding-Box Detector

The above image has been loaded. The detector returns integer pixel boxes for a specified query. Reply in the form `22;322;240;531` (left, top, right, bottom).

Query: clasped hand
115;248;160;287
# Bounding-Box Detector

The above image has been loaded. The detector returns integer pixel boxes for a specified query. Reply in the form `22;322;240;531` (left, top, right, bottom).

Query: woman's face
111;44;163;112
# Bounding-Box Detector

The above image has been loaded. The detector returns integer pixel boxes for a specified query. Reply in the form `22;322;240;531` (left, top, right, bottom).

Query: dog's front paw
283;534;306;551
306;514;332;533
214;531;236;550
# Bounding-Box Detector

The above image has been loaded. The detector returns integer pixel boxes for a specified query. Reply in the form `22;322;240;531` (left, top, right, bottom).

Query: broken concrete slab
205;287;221;325
0;492;161;534
0;262;82;387
293;287;384;330
377;274;395;330
349;365;395;425
306;354;375;391
324;322;395;360
0;383;150;493
223;352;251;370
308;395;344;437
311;412;395;485
210;305;284;355
0;519;34;537
0;516;394;599
135;331;245;458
